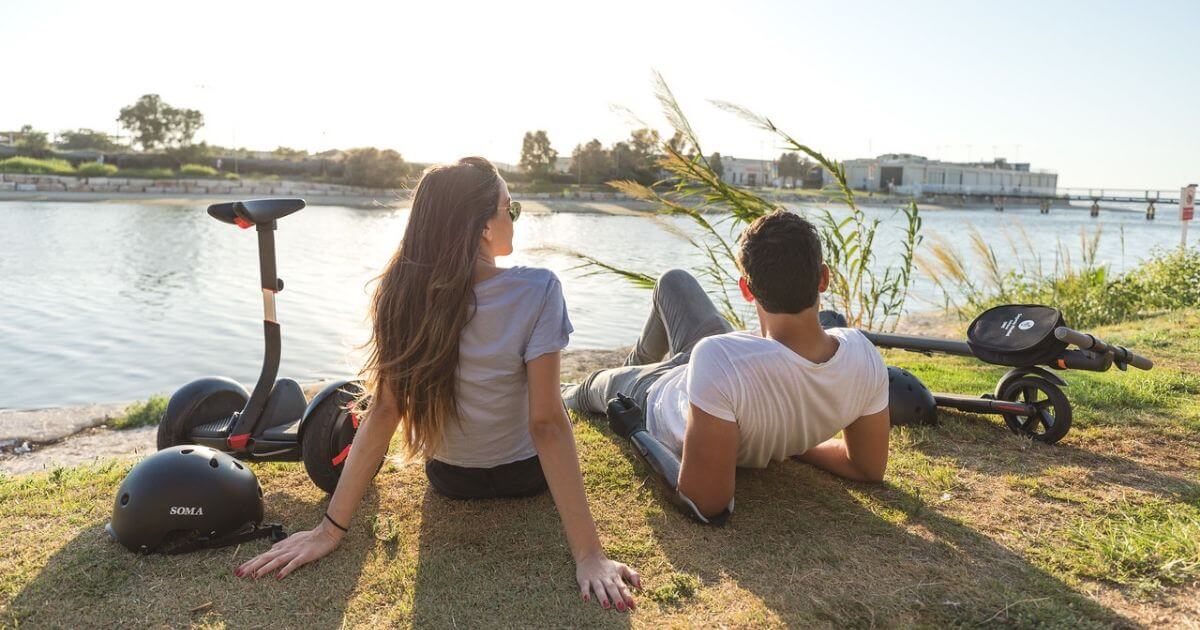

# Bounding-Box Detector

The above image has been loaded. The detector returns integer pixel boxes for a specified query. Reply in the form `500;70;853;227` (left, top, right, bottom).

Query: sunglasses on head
507;200;522;222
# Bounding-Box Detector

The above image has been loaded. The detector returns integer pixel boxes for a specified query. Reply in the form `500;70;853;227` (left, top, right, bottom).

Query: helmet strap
164;523;287;555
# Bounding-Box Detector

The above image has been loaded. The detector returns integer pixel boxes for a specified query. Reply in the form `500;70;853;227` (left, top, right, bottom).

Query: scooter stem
228;221;284;449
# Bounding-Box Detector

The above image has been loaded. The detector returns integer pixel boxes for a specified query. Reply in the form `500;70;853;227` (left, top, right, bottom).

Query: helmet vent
209;457;219;469
120;493;130;506
181;448;193;455
233;462;244;470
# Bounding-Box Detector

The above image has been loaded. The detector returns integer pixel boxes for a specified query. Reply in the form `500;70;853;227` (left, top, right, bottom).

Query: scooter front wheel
998;377;1072;444
157;377;249;450
301;381;375;493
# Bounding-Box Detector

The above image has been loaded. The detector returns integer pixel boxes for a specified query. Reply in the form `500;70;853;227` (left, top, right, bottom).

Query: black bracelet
324;512;349;533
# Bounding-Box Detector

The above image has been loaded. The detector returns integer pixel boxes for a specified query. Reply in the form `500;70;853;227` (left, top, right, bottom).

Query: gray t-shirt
433;266;573;468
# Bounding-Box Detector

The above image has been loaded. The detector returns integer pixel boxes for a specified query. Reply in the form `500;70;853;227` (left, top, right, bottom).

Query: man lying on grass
562;210;891;523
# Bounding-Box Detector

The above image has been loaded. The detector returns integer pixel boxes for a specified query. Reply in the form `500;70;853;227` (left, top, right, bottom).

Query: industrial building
842;154;1057;196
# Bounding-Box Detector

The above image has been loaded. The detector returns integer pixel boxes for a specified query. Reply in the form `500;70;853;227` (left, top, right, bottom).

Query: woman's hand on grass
576;551;641;612
234;520;343;580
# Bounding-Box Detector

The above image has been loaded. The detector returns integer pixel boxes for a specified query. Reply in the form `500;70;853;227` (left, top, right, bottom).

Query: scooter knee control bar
1054;327;1153;371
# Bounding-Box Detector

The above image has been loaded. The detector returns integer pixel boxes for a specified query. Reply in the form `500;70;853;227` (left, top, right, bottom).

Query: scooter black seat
208;198;305;226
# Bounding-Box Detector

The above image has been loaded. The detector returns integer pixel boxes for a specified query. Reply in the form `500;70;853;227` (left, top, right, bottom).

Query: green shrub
109;395;168;430
117;167;174;179
1127;248;1200;311
179;163;218;177
0;156;76;175
342;147;409;189
921;225;1200;328
223;172;240;180
76;162;118;177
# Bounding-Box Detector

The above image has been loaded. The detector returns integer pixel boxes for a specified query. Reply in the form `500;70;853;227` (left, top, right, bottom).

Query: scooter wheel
997;377;1072;444
302;381;372;494
157;377;249;450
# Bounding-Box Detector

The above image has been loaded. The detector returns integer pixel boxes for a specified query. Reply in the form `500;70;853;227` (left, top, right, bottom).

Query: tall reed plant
574;74;922;331
919;223;1200;328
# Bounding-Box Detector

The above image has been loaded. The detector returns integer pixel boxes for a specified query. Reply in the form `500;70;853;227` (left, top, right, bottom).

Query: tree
570;139;611;185
343;148;409;188
272;146;309;161
621;128;661;185
778;152;804;187
666;130;694;158
611;141;636;182
117;94;204;151
709;152;725;179
15;125;51;157
57;128;122;152
519;130;557;178
165;142;213;168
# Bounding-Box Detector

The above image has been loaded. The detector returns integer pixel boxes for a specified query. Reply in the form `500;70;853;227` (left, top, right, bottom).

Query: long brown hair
356;156;502;459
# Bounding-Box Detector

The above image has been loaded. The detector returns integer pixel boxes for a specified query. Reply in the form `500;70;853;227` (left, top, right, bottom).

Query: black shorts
424;455;548;500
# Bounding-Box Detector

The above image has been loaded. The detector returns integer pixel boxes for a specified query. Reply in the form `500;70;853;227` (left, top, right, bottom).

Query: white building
718;156;776;187
842;154;1057;196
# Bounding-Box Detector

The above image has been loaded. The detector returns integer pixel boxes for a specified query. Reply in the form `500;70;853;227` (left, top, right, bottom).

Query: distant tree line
515;129;818;189
3;94;413;188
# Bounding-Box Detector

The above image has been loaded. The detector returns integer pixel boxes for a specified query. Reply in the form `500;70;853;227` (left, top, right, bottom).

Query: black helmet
887;366;938;427
818;309;848;329
107;446;282;554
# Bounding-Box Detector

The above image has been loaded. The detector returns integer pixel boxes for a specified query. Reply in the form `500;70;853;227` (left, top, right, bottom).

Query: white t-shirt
644;328;889;468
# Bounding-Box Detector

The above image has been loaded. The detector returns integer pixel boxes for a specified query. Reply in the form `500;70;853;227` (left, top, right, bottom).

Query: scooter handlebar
1054;327;1154;371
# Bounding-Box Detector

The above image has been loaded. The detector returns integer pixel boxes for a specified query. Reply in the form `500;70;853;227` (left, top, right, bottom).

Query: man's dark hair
736;210;824;314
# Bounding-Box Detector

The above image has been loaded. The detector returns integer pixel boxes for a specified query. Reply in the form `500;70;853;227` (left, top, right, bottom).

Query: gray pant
562;269;733;414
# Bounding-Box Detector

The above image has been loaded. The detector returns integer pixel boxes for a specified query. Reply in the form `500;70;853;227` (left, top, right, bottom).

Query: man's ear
738;276;755;303
818;264;830;293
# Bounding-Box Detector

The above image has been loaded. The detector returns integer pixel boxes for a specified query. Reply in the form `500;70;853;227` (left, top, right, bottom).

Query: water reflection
0;200;1186;409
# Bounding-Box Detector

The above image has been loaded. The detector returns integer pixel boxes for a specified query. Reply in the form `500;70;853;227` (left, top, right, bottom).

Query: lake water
0;199;1188;409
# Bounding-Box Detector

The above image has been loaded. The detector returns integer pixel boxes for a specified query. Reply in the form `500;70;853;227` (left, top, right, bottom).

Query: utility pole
1182;184;1196;249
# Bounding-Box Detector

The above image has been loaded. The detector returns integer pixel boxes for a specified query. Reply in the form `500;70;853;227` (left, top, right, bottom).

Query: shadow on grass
581;412;1135;627
4;477;379;627
911;409;1200;504
409;487;634;629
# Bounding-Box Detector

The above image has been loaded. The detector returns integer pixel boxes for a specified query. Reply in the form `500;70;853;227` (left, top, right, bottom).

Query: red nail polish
617;603;625;612
583;594;589;602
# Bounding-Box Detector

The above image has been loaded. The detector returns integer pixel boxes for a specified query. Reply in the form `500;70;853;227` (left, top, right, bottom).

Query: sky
1;0;1195;190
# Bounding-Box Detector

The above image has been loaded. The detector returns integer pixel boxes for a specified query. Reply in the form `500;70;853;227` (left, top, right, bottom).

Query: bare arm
324;386;402;527
237;386;402;579
794;407;890;483
526;352;640;611
677;404;740;519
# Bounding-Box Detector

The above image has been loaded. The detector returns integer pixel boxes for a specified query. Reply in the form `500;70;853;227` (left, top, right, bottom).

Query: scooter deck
191;414;237;438
260;419;300;441
933;393;1033;415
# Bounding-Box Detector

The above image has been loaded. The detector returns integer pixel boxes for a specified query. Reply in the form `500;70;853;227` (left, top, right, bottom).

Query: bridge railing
890;183;1182;203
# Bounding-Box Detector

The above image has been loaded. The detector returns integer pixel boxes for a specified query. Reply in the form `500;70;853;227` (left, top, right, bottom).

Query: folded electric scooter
852;304;1153;443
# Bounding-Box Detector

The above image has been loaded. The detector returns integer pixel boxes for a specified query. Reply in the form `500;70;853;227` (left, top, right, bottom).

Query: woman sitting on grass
234;157;640;612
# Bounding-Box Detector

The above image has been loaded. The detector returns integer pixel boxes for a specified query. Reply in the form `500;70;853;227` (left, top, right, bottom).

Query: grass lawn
2;312;1198;627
